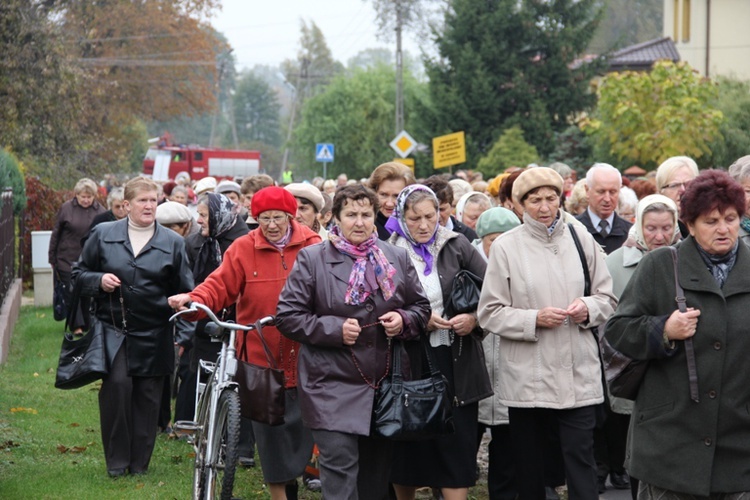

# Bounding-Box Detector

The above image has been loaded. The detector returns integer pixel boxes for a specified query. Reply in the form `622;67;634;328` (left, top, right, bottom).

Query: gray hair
642;201;677;217
655;156;699;191
106;187;124;205
585;163;622;188
728;155;750;182
548;162;573;179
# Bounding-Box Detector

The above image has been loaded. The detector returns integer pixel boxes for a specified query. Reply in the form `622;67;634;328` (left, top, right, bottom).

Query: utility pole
280;57;309;180
209;54;227;147
395;0;404;135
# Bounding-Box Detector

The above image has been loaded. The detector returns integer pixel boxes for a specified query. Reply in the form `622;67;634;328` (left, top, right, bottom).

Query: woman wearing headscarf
275;185;431;500
455;191;493;232
478;168;616;500
169;186;321;500
605;170;750;498
603;194;680;498
386;185;491;500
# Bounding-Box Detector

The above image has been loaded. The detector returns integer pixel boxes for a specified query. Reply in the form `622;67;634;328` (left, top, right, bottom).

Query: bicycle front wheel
202;388;241;500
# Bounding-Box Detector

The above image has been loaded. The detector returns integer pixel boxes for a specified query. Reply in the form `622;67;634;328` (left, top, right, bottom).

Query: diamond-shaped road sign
389;130;417;158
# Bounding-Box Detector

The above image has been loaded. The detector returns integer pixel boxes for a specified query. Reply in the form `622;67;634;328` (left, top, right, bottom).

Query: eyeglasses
258;215;288;226
662;181;691;191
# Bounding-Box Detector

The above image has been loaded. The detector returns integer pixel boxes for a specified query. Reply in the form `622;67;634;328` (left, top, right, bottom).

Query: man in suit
576;163;632;255
576;162;632;494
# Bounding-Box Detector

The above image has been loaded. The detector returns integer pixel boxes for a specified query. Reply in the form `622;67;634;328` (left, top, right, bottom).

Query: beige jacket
478;213;616;409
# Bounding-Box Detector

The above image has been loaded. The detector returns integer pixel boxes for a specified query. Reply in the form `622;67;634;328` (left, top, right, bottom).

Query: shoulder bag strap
669;247;699;403
568;223;591;297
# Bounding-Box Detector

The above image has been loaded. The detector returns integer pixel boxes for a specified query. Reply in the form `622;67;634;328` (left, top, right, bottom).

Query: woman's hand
664;307;701;341
342;318;361;346
100;273;121;293
379;312;403;337
536;307;568;328
428;313;452;332
168;293;192;311
449;313;476;336
566;298;589;324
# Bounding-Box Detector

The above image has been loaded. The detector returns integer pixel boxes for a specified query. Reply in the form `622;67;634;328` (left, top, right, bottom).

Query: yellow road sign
394;157;415;172
390;130;417;158
432;131;466;169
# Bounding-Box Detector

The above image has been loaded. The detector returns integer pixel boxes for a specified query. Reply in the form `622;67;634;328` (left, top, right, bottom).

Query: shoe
108;468;127;478
129;468;147;476
303;476;321;492
238;456;255;467
598;476;607;494
610;471;631;490
545;486;560;500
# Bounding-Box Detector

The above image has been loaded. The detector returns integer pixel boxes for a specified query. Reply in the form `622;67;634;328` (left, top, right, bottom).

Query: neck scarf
194;193;239;281
384;184;440;275
268;223;292;251
695;239;739;288
328;225;396;305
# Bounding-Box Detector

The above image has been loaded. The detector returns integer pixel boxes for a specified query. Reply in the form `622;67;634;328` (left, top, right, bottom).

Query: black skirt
390;344;480;488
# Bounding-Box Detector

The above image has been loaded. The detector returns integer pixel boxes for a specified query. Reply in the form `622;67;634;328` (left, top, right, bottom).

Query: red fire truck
142;140;262;181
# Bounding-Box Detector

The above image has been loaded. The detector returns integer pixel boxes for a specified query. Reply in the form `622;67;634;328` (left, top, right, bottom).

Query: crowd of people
47;155;750;499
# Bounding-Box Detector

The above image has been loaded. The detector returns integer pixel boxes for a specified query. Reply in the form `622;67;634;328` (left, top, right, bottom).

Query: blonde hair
124;176;159;201
655;156;699;191
368;162;416;192
565;179;588;215
74;178;98;196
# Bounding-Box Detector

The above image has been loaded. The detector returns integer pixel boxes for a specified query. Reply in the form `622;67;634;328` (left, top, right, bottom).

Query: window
194;152;203;161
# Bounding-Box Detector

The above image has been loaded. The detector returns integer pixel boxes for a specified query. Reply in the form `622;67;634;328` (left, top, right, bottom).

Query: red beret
251;186;297;218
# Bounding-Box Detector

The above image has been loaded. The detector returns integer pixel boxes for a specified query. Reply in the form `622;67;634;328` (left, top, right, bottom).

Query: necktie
598;219;609;238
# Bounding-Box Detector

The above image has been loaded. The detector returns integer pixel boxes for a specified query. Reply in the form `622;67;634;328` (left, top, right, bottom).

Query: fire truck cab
143;144;262;182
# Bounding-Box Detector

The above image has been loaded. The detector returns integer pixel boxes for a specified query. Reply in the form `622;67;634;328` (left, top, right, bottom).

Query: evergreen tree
231;71;282;149
424;0;604;163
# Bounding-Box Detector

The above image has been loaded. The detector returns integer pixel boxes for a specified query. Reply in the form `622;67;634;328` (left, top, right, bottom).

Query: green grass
0;306;491;499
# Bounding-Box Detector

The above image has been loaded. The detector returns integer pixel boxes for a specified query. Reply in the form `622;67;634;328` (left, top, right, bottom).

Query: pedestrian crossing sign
315;143;334;163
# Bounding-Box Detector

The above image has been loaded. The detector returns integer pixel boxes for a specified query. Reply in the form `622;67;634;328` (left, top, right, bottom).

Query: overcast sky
210;0;423;70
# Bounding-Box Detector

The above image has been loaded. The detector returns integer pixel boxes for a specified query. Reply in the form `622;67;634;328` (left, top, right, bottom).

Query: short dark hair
422;176;453;206
680;170;746;225
498;169;526;204
332;185;379;220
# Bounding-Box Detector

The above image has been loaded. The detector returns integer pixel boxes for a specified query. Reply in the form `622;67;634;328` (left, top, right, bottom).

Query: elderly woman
604;170;750;498
478;167;617;500
455;191;493;231
49;177;107;332
72;177;193;477
89;187;127;229
471;207;520;261
368;161;416;239
169;186;321;500
728;155;750;246
655;156;699;238
385;185;491;500
275;185;431;500
284;182;328;238
155;200;197;237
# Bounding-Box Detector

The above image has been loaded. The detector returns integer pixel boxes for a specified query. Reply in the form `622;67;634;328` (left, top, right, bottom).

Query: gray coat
276;240;431;436
606;237;750;495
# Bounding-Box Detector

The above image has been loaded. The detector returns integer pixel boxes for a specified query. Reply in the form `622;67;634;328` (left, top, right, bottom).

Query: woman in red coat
170;186;321;500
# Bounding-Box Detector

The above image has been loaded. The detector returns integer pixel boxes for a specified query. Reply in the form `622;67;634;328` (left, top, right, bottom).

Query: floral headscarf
385;184;440;275
193;193;239;281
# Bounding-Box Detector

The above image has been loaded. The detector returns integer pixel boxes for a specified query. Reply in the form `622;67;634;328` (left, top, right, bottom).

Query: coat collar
678;236;750;298
101;218;173;255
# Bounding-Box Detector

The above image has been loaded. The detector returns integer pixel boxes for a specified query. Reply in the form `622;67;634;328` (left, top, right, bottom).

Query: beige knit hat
284;183;325;212
511;167;564;204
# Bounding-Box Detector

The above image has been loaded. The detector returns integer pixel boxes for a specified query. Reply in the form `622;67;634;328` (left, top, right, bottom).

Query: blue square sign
316;143;334;163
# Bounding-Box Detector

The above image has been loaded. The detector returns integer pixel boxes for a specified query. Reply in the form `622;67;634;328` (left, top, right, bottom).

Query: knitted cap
216;180;242;196
475;207;521;238
284;183;325;212
156;201;192;225
251;186;298;218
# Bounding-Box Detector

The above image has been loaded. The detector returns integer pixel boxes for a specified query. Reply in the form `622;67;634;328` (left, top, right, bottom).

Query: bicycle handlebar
169;301;275;332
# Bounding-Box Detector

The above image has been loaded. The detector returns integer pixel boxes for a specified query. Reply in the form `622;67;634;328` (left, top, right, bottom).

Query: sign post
432;131;466;169
315;143;334;179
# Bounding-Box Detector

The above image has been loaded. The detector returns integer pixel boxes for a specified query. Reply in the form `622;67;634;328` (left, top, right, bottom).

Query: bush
0;149;27;215
476;126;539;178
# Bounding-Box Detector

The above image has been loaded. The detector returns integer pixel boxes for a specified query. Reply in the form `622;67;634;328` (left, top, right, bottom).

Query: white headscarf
634;194;680;251
455;191;493;226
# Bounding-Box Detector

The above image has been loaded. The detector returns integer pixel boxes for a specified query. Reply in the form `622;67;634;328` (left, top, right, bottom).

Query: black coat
576;210;632;255
72;218;194;377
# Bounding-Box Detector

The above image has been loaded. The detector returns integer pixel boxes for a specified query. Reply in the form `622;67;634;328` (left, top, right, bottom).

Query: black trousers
594;407;629;478
99;344;164;473
508;406;598;500
478;423;517;500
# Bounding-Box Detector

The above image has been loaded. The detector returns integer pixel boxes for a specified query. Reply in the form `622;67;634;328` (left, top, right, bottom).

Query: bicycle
170;302;274;500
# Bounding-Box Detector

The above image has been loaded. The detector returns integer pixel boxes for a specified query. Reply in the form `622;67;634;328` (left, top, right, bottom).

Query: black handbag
55;317;108;389
235;320;285;426
445;269;484;317
53;271;68;322
372;338;455;441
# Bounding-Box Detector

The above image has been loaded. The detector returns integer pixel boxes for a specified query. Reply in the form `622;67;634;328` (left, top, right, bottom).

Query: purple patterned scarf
328;225;396;305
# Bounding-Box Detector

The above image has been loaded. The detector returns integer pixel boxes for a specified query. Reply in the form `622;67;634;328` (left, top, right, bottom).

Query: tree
291;64;428;180
708;77;750;169
546;125;595;173
231;71;282;149
0;148;26;215
476;126;540;177
582;61;723;169
424;0;604;165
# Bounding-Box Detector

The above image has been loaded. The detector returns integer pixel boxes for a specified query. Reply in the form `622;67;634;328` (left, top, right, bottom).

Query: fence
0;188;17;306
